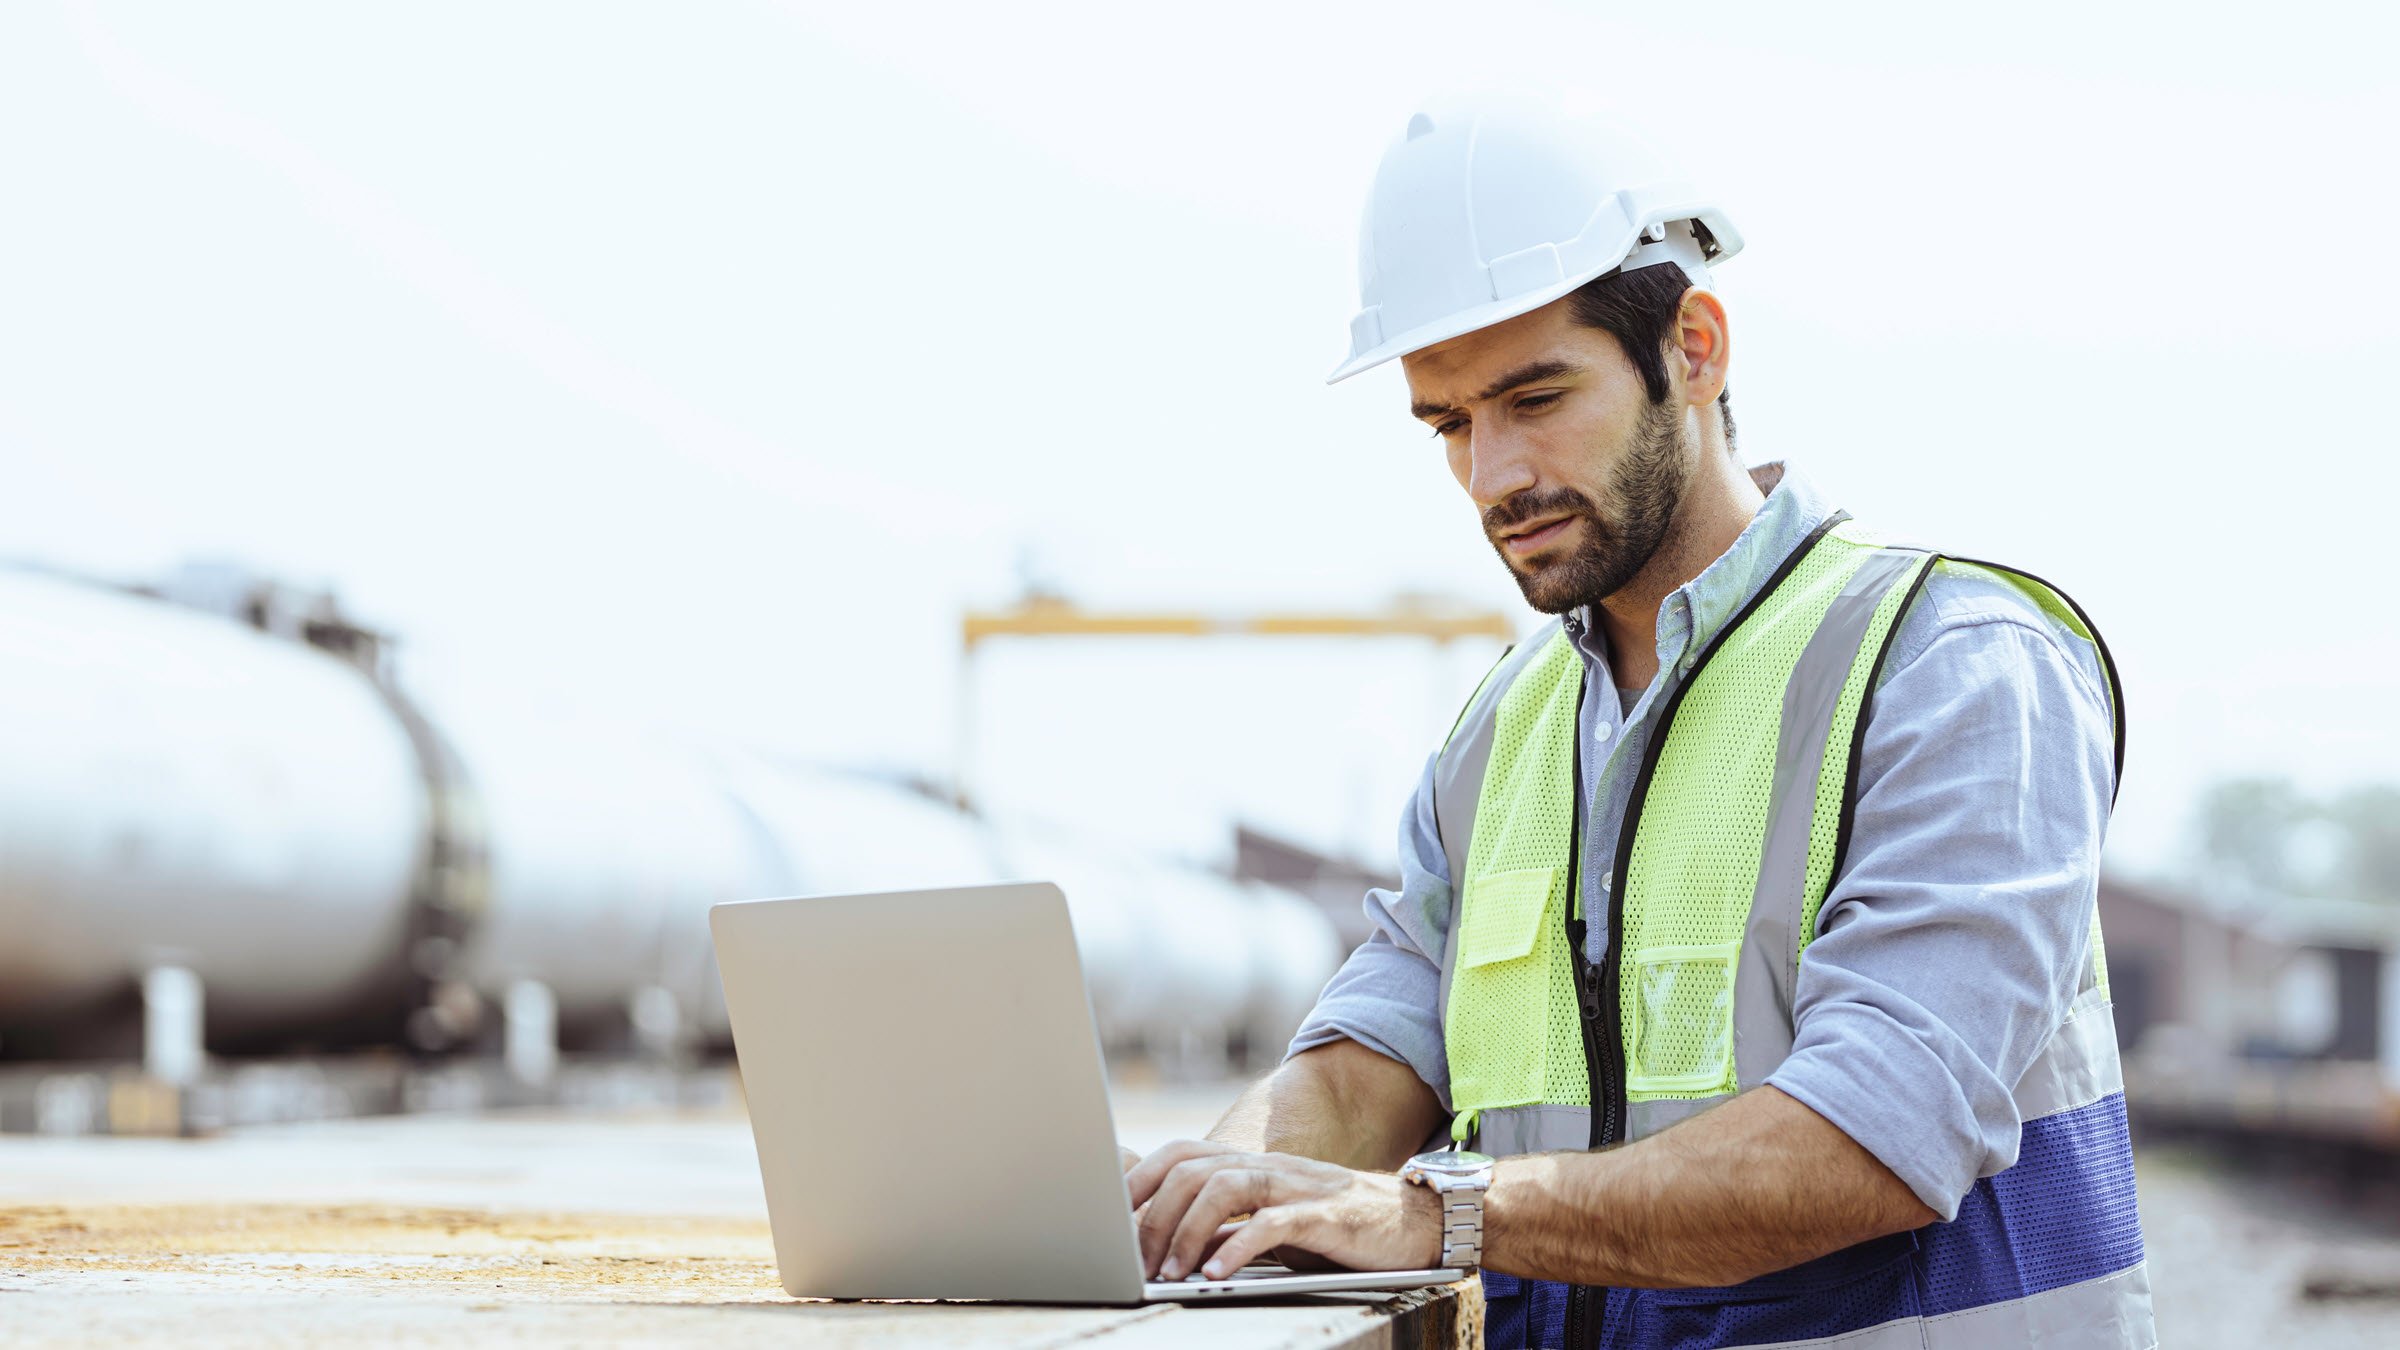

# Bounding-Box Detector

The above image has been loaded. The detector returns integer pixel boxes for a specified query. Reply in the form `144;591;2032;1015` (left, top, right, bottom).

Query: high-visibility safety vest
1434;515;2152;1349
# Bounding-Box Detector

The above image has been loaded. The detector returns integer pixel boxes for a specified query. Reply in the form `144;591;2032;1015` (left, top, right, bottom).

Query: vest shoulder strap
1927;555;2127;803
1433;622;1563;877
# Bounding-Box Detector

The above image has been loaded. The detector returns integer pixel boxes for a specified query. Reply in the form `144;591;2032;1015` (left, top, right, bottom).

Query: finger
1201;1206;1306;1280
1196;1221;1294;1273
1162;1170;1270;1281
1194;1220;1246;1268
1124;1139;1235;1210
1119;1146;1141;1174
1135;1154;1245;1276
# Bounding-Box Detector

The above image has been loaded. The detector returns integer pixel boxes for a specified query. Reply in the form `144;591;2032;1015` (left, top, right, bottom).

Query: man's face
1402;297;1691;614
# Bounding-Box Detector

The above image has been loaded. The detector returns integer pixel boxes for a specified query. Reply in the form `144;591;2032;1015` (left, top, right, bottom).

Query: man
1123;97;2153;1348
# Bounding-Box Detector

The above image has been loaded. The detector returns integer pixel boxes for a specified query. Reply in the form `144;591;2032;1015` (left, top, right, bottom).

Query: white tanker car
0;567;1340;1074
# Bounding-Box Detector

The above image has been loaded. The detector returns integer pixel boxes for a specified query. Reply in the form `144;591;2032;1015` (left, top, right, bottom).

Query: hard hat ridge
1327;95;1741;384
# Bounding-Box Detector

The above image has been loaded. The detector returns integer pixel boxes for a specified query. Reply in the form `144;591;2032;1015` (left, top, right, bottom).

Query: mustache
1483;487;1598;538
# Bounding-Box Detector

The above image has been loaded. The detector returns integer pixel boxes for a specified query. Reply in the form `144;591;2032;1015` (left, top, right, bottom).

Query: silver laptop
709;881;1462;1304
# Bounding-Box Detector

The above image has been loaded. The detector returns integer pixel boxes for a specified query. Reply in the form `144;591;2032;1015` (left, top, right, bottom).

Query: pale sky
2;1;2393;875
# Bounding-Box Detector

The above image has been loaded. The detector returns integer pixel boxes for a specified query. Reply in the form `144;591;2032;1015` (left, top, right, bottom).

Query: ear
1675;288;1731;409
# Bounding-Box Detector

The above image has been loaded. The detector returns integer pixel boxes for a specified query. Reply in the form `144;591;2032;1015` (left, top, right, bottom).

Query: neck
1592;445;1767;690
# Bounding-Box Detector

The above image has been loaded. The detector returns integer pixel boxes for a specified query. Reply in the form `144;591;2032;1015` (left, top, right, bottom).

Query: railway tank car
0;569;430;1053
0;566;1341;1071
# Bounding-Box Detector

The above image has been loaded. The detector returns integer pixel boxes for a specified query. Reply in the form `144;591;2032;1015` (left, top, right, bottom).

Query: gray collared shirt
1286;462;2117;1219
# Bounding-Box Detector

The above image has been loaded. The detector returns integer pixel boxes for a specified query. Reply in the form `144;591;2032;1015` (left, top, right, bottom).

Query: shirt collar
1567;460;1837;681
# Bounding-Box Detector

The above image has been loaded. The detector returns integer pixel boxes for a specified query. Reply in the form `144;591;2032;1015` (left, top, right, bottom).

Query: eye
1430;417;1466;438
1516;392;1562;413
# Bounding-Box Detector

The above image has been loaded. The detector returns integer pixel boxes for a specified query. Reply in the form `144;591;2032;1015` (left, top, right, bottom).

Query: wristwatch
1399;1149;1495;1270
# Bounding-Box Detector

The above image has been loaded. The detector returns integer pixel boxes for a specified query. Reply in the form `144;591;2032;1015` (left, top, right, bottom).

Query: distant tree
2327;785;2400;905
2187;777;2400;905
2189;776;2318;893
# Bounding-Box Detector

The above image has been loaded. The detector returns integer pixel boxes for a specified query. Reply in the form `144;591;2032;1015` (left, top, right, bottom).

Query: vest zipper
1562;672;1611;1350
1557;518;1851;1350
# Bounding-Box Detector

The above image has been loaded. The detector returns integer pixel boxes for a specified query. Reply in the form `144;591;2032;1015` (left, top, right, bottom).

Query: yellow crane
954;592;1517;808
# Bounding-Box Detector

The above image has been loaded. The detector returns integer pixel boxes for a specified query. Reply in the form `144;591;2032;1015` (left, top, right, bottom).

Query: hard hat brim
1324;276;1595;385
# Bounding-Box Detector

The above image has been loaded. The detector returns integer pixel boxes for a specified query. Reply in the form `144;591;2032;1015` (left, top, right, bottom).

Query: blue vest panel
1477;1094;2145;1348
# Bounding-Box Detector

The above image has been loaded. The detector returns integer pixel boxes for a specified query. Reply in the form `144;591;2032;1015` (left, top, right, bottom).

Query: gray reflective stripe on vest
1469;1097;1733;1155
2015;987;2124;1123
1432;627;1560;1043
1731;547;1930;1091
1481;996;2125;1156
1630;1094;1729;1139
1473;1104;1589;1156
1737;1262;2155;1349
1433;626;1556;874
1927;1260;2156;1349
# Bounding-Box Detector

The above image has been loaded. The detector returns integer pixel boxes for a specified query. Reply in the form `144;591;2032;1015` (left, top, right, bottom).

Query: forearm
1485;1086;1939;1287
1208;1039;1444;1172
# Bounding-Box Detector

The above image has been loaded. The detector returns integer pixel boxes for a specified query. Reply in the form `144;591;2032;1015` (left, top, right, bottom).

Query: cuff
1765;999;2002;1221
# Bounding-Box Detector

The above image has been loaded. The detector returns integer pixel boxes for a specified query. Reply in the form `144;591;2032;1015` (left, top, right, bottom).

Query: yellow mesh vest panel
1443;629;1590;1117
1616;527;1893;1101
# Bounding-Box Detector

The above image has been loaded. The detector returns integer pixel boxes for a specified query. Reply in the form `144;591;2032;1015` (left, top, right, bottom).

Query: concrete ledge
0;1101;1482;1346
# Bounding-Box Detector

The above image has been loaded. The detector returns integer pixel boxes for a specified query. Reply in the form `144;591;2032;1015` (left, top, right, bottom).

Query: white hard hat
1328;96;1742;384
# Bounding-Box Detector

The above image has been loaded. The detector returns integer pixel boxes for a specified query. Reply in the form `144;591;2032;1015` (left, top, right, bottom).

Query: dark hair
1564;262;1736;452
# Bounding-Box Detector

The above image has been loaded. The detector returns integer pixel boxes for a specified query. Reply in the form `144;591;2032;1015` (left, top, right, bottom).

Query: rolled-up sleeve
1285;752;1457;1110
1765;572;2117;1219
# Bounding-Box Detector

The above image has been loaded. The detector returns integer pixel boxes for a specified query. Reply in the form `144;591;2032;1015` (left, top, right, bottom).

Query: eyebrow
1410;359;1585;421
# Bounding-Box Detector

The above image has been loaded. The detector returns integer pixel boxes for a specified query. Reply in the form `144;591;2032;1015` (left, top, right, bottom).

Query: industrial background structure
0;565;1347;1134
11;559;2400;1169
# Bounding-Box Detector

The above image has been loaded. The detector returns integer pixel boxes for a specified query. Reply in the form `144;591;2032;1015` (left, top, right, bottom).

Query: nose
1462;426;1538;511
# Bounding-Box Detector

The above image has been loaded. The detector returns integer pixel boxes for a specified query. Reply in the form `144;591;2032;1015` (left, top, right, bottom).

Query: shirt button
1599;874;1613;892
1594;723;1614;744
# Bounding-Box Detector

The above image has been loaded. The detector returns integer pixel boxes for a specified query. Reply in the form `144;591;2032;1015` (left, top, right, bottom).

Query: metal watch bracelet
1436;1182;1486;1268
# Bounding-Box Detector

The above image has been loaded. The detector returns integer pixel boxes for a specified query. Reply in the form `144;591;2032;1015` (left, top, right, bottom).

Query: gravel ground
2137;1144;2400;1348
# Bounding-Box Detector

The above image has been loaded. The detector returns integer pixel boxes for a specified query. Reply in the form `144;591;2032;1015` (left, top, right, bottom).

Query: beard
1482;397;1692;615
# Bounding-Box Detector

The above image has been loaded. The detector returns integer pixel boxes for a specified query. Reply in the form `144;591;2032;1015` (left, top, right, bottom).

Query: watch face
1412;1150;1495;1175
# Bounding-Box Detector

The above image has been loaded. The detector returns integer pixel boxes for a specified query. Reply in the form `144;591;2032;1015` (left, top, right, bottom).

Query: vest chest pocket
1456;867;1557;967
1625;940;1740;1094
1447;865;1565;1112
